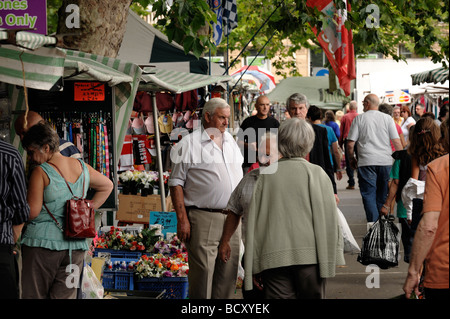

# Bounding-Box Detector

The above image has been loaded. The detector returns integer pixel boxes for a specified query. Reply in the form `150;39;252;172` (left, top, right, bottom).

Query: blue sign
150;211;177;236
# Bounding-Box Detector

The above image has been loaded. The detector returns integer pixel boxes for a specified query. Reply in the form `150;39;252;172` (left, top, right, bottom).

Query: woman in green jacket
244;118;345;299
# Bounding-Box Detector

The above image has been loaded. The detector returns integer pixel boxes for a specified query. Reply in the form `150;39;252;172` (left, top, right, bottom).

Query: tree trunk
328;67;337;93
57;0;132;57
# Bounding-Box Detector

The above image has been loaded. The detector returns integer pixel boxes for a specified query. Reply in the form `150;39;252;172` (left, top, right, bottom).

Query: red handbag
43;161;96;239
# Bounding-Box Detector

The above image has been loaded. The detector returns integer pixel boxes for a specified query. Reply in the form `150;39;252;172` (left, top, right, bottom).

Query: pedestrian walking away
346;94;402;222
339;100;358;189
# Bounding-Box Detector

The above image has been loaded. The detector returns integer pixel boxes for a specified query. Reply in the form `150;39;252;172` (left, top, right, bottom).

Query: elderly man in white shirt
169;97;243;299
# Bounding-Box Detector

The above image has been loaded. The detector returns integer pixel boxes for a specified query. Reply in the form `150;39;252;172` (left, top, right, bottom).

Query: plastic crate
135;277;189;299
94;248;143;260
102;270;134;291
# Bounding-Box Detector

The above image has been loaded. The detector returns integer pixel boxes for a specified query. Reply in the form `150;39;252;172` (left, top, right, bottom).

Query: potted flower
139;171;158;197
119;170;140;195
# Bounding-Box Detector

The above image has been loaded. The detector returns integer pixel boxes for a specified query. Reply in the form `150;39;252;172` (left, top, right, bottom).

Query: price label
74;82;105;101
150;211;177;236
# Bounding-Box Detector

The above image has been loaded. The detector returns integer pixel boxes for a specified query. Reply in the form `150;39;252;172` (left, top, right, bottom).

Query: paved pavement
233;172;410;300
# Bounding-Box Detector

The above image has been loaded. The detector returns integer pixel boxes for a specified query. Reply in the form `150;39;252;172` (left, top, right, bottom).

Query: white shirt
347;110;399;166
401;116;416;141
168;127;243;209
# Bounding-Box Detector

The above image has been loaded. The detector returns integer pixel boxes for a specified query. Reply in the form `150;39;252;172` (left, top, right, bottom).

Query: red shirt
339;110;358;146
391;123;403;151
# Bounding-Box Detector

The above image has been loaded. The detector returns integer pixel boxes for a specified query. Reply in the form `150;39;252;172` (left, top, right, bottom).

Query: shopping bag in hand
357;215;399;269
82;264;104;299
337;208;360;254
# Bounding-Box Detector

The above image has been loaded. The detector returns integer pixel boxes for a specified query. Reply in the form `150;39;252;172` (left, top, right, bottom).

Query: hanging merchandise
144;113;155;134
158;114;173;134
42;110;114;181
119;135;134;172
133;135;152;165
175;89;198;111
155;92;175;112
134;91;152;112
132;113;146;135
134;91;175;113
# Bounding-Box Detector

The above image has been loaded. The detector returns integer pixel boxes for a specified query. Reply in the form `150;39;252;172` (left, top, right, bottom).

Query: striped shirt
0;140;30;245
59;138;82;158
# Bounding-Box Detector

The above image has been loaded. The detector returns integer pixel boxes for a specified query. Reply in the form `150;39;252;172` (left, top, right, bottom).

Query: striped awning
140;67;232;93
0;45;66;91
6;48;142;164
411;67;449;85
0;29;57;50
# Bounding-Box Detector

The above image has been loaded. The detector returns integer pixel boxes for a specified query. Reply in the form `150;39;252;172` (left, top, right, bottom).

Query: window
399;44;413;59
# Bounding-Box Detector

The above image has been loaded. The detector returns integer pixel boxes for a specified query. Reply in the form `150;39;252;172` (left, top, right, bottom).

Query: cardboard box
116;194;173;223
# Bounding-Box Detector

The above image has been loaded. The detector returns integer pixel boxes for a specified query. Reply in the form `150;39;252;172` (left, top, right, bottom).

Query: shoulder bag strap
47;160;86;199
43;202;64;233
43;160;86;233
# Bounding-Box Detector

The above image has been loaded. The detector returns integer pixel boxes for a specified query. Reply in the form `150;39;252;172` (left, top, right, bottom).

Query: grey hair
286;93;309;110
201;97;230;126
278;118;315;158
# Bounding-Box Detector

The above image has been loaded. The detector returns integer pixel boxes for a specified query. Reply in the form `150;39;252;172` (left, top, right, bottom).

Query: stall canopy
1;31;142;162
411;67;449;85
117;9;223;75
266;76;350;110
140;67;231;93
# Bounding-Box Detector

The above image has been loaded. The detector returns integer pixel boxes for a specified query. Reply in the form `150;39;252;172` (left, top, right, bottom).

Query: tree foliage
46;0;449;73
148;0;449;74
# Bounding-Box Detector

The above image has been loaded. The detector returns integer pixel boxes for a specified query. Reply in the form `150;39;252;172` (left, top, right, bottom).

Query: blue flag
209;0;224;46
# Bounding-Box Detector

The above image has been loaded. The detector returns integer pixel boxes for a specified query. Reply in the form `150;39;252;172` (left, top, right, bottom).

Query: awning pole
150;91;167;212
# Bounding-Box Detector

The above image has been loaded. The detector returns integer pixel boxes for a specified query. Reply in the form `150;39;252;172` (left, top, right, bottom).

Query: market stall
1;31;142;210
410;67;449;117
118;66;232;212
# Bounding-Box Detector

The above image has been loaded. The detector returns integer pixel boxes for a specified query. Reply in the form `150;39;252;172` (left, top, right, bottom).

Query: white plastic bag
337;207;360;254
82;264;104;299
401;177;425;221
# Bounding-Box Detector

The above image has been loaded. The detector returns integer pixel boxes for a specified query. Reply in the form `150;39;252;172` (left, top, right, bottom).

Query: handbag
43;161;96;239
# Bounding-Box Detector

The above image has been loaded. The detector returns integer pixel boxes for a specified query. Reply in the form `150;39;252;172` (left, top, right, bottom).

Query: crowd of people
169;94;449;300
0;92;448;300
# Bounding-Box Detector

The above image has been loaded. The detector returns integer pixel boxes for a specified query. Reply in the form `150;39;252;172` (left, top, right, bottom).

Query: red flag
307;0;356;96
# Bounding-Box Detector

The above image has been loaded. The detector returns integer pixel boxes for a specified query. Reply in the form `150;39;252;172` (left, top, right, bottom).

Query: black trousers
0;244;18;299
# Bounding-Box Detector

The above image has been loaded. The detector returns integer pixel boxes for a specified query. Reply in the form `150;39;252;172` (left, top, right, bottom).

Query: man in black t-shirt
237;95;280;174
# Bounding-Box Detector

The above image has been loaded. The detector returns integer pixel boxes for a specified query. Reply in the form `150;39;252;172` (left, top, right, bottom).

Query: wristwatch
382;204;391;212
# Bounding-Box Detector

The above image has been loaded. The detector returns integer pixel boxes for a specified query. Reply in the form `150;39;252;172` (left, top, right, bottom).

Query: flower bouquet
134;252;189;279
139;171;158;196
95;226;145;251
118;170;141;195
134;236;188;279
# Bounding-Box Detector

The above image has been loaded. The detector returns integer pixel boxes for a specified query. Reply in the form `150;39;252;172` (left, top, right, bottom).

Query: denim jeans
344;141;356;186
358;165;392;222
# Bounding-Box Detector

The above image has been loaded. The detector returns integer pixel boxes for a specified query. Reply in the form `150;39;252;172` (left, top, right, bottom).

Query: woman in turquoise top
20;121;113;299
